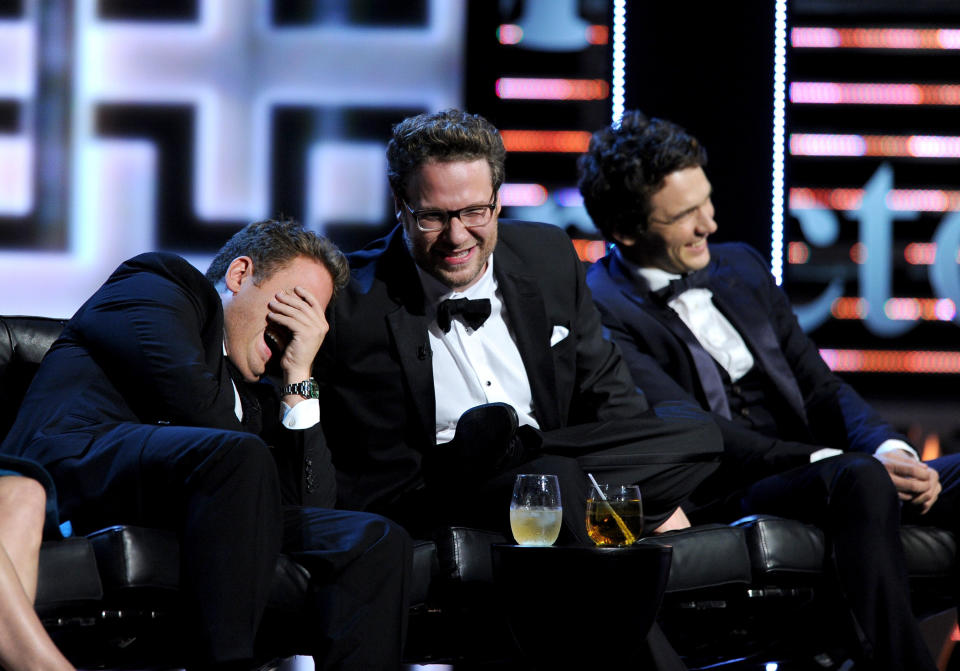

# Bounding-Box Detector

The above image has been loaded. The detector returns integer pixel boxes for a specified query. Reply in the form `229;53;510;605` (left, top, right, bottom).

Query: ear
224;256;254;293
392;194;404;222
611;231;636;248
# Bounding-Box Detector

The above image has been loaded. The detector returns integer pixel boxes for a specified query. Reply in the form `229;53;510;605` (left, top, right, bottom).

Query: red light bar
790;82;960;106
790;188;960;212
821;349;960;373
792;27;960;50
790;133;960;158
500;130;592;153
496;78;610;101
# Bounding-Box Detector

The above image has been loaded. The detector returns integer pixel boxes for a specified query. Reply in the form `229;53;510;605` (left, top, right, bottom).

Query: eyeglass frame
400;194;498;233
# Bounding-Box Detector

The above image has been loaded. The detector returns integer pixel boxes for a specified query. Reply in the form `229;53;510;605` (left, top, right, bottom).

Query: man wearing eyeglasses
315;108;723;669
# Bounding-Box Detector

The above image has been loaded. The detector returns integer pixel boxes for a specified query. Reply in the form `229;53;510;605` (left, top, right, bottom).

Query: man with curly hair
580;110;960;670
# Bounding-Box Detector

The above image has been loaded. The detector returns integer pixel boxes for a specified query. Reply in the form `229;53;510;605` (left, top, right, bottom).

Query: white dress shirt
618;249;917;461
417;258;538;444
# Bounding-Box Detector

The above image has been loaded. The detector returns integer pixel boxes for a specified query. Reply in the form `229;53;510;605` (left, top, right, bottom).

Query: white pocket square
550;325;570;347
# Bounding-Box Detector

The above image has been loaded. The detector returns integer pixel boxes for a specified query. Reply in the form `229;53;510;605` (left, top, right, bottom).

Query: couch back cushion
0;316;67;440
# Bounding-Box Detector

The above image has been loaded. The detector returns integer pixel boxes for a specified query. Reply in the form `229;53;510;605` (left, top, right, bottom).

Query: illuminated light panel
554;187;584;207
611;0;626;124
884;298;921;321
850;242;866;264
790;82;960;106
829;297;956;321
495;77;609;101
790;188;960;212
790;133;960;158
500;130;592;153
921;433;941;462
831;297;868;320
904;243;960;264
788;241;810;264
820;349;960;373
791;27;960;50
572;239;608;263
586;25;609;45
905;242;936;265
499;182;548;207
497;24;523;45
770;0;787;285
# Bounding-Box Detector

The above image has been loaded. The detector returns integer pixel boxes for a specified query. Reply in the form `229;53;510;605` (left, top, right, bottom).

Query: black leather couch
2;315;957;669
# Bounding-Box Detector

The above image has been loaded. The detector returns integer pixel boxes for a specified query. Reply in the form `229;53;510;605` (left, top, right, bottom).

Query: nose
695;205;718;235
442;214;472;245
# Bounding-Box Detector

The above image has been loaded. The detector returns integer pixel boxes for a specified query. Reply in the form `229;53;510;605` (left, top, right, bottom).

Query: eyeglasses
401;195;497;232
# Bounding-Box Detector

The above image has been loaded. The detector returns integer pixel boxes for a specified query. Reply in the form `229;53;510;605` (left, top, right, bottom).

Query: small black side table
491;544;672;668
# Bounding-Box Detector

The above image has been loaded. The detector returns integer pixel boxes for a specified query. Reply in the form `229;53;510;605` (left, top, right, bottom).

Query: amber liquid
585;498;643;546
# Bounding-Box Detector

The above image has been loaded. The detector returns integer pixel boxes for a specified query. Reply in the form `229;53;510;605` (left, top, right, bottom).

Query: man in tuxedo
1;220;411;670
315;108;722;669
580;110;960;670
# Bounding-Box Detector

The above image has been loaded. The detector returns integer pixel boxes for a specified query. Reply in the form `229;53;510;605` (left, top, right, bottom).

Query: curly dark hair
578;110;707;243
386;108;506;202
205;218;349;298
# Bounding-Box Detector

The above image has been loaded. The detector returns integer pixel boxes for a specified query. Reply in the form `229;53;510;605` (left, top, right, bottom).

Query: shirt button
740;408;751;417
486;380;492;386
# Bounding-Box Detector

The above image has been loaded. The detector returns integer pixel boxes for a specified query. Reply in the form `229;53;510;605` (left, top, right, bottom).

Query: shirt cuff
810;447;843;463
874;439;919;461
281;398;320;429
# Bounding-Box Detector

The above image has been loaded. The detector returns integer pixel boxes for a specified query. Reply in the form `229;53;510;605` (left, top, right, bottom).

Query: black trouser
458;406;721;544
734;452;939;671
51;424;410;669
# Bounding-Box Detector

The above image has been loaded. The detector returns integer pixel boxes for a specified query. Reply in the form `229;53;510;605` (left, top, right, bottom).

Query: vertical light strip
770;0;788;284
611;0;627;124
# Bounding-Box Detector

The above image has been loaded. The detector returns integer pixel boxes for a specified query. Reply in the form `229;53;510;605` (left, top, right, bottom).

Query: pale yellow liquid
510;506;562;546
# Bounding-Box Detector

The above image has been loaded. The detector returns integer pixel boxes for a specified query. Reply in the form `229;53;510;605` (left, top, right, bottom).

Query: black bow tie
651;268;710;305
436;297;491;333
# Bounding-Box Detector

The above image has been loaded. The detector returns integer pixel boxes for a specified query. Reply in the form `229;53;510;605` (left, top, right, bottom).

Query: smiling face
619;166;717;274
400;158;500;291
220;255;333;382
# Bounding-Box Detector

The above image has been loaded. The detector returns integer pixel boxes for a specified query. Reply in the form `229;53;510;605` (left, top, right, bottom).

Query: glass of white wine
509;474;562;546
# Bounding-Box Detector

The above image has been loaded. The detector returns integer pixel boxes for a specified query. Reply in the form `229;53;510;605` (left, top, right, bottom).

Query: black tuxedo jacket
586;242;904;485
1;252;333;509
317;221;656;512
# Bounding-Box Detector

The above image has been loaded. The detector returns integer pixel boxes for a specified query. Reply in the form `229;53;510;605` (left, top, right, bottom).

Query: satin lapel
495;249;561;429
608;254;732;419
709;271;807;421
382;231;437;447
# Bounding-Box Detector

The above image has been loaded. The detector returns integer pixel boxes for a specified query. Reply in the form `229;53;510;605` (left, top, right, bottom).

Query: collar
614;246;681;293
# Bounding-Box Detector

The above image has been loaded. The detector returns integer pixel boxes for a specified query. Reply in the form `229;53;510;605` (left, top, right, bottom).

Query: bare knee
0;476;47;552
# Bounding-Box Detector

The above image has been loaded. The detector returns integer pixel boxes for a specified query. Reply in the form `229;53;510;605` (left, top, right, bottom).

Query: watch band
280;378;319;399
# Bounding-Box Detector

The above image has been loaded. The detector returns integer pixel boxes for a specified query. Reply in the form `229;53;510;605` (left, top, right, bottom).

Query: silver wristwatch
280;378;319;399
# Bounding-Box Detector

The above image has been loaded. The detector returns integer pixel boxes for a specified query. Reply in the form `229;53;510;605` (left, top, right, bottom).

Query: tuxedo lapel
708;264;807;422
494;245;562;430
381;231;437;447
607;254;732;419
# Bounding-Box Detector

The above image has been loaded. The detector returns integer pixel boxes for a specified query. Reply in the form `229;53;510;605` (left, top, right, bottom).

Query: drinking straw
587;473;637;545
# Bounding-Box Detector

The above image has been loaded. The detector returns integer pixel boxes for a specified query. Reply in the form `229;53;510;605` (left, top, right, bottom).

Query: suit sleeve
743;245;906;453
70;267;240;431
